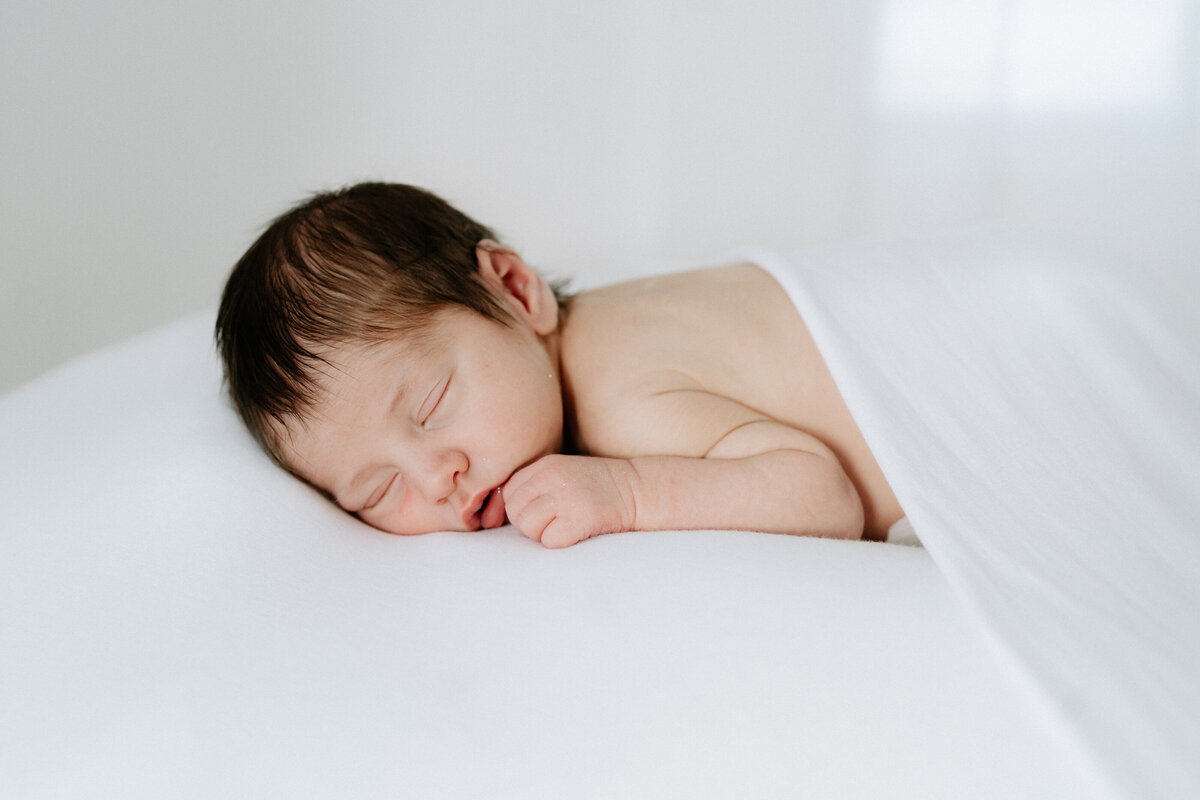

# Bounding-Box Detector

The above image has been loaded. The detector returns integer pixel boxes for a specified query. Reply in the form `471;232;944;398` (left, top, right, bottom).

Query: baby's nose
416;447;468;503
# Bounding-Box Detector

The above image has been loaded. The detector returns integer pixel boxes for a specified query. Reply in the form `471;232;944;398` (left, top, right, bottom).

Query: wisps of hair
215;182;507;464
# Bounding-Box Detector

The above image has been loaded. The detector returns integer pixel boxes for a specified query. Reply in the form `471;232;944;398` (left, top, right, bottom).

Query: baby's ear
475;240;559;335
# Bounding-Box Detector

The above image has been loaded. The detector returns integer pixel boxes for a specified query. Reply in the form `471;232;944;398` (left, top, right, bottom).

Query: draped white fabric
750;224;1200;799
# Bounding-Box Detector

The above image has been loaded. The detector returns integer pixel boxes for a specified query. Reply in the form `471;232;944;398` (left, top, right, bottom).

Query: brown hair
215;182;514;465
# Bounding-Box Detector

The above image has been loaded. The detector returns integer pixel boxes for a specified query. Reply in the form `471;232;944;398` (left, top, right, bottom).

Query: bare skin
550;262;903;542
281;242;903;548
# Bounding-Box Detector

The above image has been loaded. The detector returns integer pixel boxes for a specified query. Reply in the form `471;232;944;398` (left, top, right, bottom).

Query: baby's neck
552;300;583;456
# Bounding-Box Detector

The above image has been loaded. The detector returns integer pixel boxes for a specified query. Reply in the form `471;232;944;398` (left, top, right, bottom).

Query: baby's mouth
479;486;507;530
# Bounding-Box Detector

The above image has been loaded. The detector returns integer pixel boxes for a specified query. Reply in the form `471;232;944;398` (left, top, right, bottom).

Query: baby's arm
501;391;864;548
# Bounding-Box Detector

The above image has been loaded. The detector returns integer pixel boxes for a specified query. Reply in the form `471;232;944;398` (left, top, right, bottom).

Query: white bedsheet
749;224;1200;799
0;311;1104;794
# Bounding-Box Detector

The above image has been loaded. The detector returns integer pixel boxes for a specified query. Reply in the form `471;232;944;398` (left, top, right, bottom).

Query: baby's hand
502;455;639;548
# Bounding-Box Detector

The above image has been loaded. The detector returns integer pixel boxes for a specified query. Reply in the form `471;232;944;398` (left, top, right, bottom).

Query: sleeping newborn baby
216;182;905;548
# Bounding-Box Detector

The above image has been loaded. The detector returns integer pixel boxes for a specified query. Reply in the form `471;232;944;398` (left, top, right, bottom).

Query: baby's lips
481;486;507;529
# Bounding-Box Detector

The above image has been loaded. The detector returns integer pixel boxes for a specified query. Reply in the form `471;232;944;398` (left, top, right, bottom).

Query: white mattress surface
0;311;1099;797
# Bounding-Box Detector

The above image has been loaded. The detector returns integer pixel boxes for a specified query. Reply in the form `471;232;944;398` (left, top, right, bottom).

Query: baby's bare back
560;262;902;538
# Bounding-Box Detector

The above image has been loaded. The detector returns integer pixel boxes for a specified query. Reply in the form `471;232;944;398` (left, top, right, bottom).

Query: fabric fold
745;224;1200;799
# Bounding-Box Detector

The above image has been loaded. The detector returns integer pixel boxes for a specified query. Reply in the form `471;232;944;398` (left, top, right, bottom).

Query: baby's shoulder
561;261;791;365
556;284;670;454
562;261;775;341
559;264;742;385
558;262;796;455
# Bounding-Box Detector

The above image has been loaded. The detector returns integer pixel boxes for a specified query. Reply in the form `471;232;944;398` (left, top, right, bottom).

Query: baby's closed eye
418;375;453;428
361;472;399;512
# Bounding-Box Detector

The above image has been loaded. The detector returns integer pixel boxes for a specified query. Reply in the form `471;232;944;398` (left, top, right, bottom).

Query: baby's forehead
276;308;473;468
287;324;448;427
313;324;442;388
305;340;415;412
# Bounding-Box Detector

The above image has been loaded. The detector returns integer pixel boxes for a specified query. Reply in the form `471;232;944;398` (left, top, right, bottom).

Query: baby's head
216;182;567;534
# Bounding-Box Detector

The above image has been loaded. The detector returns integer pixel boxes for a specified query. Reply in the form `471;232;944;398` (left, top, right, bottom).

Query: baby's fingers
502;454;560;499
503;489;554;544
539;518;586;549
501;456;562;517
501;455;602;549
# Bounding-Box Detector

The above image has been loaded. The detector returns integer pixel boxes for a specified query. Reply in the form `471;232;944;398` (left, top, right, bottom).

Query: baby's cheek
367;496;432;536
472;401;507;439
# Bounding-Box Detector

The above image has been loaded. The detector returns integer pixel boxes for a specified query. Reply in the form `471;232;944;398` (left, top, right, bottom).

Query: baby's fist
502;455;638;548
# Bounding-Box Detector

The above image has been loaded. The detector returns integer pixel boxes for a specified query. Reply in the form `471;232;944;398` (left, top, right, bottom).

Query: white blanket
748;224;1200;799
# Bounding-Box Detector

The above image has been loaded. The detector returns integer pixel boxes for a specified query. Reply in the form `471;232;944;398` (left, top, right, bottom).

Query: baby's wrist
622;455;686;532
603;457;641;533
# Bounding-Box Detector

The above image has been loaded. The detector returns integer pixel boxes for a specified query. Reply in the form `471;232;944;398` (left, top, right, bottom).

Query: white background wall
3;0;1197;393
